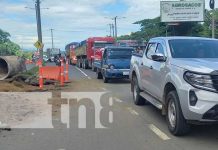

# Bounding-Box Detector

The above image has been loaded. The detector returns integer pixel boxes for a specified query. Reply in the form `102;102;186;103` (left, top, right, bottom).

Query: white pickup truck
130;37;218;135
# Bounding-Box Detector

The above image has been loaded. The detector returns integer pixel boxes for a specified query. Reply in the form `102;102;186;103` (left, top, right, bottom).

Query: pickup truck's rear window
169;39;218;58
108;49;133;59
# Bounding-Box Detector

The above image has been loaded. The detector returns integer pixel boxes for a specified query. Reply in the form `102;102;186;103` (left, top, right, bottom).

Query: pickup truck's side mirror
151;53;166;62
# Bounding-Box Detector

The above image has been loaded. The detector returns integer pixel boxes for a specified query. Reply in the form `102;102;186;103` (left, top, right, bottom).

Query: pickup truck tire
78;59;82;68
96;69;103;79
166;91;190;136
132;76;146;105
82;59;88;69
82;60;85;69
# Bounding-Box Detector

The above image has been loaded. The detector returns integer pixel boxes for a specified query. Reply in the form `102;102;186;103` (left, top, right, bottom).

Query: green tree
0;29;10;44
0;28;22;56
118;9;218;40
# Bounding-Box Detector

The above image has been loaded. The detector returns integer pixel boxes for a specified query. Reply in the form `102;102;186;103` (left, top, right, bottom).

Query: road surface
0;64;218;150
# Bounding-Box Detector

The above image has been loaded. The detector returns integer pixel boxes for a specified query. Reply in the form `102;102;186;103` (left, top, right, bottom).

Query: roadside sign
160;0;205;22
34;41;44;49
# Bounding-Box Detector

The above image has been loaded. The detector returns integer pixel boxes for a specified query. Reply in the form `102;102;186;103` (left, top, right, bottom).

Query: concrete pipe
0;56;26;80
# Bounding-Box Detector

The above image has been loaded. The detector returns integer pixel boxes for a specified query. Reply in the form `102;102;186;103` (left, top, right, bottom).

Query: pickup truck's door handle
150;66;153;69
141;62;143;66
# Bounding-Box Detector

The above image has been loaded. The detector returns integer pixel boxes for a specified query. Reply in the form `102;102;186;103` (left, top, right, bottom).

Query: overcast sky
0;0;215;51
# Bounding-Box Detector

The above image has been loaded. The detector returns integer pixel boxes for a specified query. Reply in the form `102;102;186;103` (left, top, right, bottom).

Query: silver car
130;37;218;135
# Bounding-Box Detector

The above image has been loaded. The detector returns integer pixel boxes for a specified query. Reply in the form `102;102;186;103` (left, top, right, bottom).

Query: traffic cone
65;59;69;82
60;59;64;86
38;60;43;89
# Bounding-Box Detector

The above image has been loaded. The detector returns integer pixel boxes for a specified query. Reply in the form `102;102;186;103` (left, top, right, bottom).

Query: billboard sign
161;0;205;22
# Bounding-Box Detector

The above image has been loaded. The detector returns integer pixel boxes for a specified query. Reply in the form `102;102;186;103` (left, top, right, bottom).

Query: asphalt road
0;64;218;150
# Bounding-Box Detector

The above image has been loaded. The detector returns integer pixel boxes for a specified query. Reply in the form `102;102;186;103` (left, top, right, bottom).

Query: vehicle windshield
94;42;114;48
107;49;133;59
169;39;218;58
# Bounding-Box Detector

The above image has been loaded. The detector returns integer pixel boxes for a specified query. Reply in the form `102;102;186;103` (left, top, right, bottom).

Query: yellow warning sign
34;41;44;49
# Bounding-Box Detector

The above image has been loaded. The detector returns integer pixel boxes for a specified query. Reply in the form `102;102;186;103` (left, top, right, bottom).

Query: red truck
75;37;115;69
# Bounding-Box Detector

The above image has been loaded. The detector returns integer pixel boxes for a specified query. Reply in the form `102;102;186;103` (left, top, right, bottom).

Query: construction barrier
38;59;69;89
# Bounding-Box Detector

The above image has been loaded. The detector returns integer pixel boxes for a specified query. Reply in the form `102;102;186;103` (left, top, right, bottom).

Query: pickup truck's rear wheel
82;59;88;69
132;76;146;105
166;91;190;136
78;59;82;68
82;59;85;69
96;69;102;79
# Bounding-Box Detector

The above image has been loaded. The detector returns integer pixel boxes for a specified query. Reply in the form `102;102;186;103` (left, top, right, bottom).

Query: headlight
184;71;215;92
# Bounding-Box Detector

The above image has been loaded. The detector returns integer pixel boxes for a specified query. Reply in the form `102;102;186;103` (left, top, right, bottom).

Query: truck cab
96;46;134;83
92;41;115;71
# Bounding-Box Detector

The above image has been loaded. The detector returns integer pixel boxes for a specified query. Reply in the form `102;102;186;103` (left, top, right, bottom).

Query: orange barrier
38;59;69;89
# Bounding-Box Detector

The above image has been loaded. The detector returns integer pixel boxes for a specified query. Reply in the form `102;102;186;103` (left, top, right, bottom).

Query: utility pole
114;16;118;38
166;24;168;37
50;29;54;49
105;16;125;39
210;0;215;38
212;9;215;38
108;24;113;37
110;24;112;37
112;24;115;38
35;0;43;60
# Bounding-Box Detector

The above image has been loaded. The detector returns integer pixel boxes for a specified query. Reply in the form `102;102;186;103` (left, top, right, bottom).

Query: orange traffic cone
65;59;69;82
38;60;43;89
60;59;64;86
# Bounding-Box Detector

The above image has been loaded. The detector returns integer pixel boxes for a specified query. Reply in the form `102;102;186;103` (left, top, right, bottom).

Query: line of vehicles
66;36;218;136
65;37;146;82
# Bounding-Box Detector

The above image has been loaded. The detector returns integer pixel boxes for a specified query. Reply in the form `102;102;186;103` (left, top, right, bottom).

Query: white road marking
109;97;113;106
114;97;123;103
0;121;9;128
148;124;171;141
101;87;107;91
127;107;139;116
75;67;92;79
